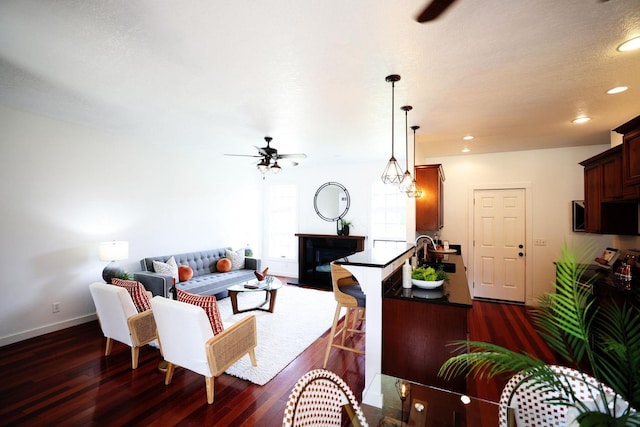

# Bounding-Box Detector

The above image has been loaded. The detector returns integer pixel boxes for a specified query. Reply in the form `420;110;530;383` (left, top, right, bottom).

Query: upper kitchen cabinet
580;142;639;235
415;164;444;232
614;115;640;186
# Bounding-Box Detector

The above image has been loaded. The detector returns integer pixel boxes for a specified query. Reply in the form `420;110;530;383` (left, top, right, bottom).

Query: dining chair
322;262;366;368
89;282;158;369
282;368;369;427
498;364;627;427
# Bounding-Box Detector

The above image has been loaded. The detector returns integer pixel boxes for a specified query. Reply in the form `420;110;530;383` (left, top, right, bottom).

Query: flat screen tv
572;200;585;232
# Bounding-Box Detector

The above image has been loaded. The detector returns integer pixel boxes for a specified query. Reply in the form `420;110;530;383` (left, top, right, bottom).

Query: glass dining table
360;373;502;427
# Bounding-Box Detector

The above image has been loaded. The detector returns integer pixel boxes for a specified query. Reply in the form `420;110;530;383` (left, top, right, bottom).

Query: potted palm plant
439;244;640;426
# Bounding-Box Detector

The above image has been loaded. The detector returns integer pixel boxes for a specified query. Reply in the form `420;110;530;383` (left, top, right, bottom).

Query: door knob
519;252;524;257
518;244;523;249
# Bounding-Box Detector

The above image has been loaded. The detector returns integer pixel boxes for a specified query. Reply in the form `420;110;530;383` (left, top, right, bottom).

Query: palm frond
439;241;640;424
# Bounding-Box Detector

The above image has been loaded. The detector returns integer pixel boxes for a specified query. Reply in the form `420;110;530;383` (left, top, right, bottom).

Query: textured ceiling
1;0;639;167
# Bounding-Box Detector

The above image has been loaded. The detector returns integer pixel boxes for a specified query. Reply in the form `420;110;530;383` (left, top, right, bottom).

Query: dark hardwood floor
0;281;554;426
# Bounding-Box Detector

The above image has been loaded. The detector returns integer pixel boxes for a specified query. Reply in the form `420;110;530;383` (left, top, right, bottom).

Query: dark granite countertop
334;244;415;268
383;254;472;308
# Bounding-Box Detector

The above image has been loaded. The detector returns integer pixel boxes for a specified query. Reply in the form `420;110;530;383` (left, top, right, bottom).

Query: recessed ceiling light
607;86;628;94
461;147;471;153
463;135;474;140
617;36;640;52
572;116;591;124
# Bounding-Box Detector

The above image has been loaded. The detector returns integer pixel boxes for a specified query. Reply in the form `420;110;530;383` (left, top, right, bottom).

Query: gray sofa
133;248;260;299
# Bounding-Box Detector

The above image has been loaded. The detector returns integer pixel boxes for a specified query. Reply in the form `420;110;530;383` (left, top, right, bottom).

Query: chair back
330;262;365;307
282;369;368;427
150;296;215;377
498;365;623;427
90;282;138;346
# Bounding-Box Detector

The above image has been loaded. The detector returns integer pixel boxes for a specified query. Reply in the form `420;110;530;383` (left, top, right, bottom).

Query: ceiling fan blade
277;153;307;159
254;145;270;157
224;153;262;158
416;0;458;22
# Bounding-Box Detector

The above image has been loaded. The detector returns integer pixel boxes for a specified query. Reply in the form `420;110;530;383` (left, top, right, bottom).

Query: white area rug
217;284;336;386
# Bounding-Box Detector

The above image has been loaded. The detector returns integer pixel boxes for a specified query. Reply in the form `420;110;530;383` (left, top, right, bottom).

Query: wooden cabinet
580;145;639;235
614;115;640;186
583;163;602;233
415;164;444;232
382;296;468;393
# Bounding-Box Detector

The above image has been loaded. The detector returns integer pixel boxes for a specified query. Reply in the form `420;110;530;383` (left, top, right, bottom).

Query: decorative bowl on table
412;278;445;289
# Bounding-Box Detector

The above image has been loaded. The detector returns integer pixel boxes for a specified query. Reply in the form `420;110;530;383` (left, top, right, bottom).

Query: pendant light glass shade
399;105;413;191
381;75;404;185
406;125;423;198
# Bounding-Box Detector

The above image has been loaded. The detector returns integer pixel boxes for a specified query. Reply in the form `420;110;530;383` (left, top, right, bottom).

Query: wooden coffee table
227;277;283;314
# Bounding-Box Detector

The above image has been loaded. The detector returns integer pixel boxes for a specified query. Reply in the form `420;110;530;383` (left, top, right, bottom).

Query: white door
473;189;526;302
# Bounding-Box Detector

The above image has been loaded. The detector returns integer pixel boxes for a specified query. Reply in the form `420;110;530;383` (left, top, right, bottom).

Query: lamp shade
99;241;129;261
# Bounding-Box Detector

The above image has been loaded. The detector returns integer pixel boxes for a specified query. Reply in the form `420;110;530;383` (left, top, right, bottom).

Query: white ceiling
1;0;639;168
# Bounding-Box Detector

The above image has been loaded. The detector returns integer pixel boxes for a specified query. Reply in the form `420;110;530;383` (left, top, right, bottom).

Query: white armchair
150;296;257;404
89;282;157;369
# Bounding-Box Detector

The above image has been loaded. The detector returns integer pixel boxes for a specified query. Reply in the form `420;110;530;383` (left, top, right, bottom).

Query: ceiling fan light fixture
257;158;270;174
381;74;405;185
617;36;640;52
270;162;281;174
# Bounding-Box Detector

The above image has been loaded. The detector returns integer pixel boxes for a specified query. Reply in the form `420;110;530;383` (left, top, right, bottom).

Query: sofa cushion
177;268;256;296
216;258;232;273
153;256;179;282
226;249;245;270
176;289;224;335
111;278;152;313
178;265;194;282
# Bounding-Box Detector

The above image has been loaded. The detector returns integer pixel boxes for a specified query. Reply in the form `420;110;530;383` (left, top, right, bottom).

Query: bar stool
323;262;366;368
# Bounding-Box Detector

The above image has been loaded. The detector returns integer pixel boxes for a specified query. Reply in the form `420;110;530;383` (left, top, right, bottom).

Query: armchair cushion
111;278;152;313
177;289;224;335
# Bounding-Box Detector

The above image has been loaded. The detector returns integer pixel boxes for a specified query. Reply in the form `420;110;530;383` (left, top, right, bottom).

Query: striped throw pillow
176;289;224;335
111;278;152;313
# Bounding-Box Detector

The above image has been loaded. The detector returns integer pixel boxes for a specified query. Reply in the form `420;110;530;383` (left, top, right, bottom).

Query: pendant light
381;75;404;185
399;105;413;191
405;125;423;198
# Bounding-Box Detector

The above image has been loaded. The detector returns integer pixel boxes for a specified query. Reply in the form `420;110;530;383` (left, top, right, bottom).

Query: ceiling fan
225;136;307;175
415;0;459;22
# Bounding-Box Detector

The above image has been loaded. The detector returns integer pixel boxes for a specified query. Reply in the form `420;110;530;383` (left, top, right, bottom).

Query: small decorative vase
342;225;350;236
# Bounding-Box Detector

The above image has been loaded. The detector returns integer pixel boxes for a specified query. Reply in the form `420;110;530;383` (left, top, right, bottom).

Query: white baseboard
0;313;98;347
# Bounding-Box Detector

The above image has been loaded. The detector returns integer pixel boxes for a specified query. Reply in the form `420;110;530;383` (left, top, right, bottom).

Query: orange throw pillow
216;258;232;273
178;265;193;282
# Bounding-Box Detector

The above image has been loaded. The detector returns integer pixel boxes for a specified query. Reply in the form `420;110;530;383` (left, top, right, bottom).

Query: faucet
415;235;437;261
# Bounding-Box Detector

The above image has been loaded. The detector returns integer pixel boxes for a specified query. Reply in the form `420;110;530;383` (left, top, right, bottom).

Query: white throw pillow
153;256;179;282
225;249;245;270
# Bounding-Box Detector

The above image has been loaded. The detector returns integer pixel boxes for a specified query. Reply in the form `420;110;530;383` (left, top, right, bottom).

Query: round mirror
314;182;350;222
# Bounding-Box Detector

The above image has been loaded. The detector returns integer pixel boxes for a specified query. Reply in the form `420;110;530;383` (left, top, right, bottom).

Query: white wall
423;145;613;305
0;103;625;345
0;106;263;345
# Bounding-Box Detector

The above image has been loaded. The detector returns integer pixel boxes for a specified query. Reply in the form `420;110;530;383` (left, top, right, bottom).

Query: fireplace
293;234;366;289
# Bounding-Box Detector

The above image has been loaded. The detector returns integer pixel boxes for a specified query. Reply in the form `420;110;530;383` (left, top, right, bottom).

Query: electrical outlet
52;302;60;313
534;239;547;246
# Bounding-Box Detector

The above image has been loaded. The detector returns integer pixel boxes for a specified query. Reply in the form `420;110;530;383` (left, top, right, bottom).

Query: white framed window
265;184;297;260
371;181;407;250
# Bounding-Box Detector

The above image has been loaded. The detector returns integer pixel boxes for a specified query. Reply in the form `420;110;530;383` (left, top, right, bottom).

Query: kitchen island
382;253;472;393
334;245;414;407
